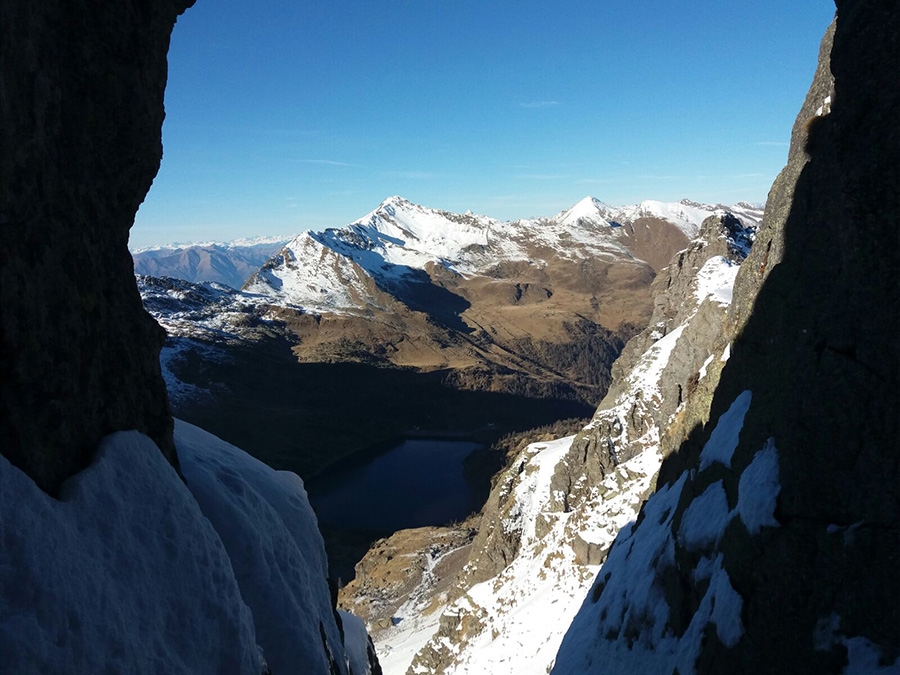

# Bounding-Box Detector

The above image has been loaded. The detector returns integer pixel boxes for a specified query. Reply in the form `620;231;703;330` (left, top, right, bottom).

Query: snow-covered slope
0;430;263;674
0;421;376;674
244;196;761;313
343;213;756;675
135;275;285;405
388;435;661;675
551;392;764;675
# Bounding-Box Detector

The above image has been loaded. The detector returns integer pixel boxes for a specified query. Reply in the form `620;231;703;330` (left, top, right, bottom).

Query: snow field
0;431;263;674
694;255;739;306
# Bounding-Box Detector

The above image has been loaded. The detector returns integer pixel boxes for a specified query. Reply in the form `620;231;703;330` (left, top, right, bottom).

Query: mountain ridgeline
132;238;289;290
2;1;896;674
139;196;761;478
339;7;899;674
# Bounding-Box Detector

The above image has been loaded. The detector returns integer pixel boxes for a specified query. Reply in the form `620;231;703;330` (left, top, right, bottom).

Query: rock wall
554;3;899;672
0;0;193;493
549;212;755;515
349;208;759;674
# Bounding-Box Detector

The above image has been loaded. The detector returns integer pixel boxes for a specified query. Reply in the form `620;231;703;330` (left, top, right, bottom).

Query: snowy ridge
131;234;291;254
614;199;726;238
553;197;746;239
245;196;761;313
244;231;392;313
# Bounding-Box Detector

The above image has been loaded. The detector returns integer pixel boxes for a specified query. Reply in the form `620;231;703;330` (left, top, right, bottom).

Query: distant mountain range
136;196;761;481
132;236;289;290
244;195;762;315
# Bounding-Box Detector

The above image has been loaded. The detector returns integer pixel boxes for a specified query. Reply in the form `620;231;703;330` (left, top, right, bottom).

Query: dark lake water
307;438;483;532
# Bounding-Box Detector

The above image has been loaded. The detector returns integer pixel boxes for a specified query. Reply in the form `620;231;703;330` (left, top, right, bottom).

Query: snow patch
628;325;686;401
692;554;744;648
698;390;752;470
698;353;715;380
694;255;739;306
678;480;730;551
813;613;900;674
734;438;780;534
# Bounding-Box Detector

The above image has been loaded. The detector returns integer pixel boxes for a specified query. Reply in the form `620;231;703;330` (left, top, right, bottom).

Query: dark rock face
0;0;194;493
672;3;898;668
554;4;899;672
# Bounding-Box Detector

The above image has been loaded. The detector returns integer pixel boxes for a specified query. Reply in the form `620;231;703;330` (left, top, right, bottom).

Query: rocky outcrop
0;0;193;493
339;525;477;629
1;4;381;674
554;5;899;672
548;212;755;514
349;209;759;674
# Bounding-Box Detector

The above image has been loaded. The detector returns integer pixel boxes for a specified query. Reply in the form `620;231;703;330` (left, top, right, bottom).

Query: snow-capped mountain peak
555;196;617;227
244;196;761;314
131;234;291;254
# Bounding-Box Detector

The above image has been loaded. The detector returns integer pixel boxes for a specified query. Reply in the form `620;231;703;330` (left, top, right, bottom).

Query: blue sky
131;1;835;248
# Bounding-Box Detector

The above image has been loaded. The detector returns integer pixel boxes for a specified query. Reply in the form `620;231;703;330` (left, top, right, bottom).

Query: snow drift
0;421;375;674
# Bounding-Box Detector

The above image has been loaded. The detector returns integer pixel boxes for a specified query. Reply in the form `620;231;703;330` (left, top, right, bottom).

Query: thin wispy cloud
577;178;618;185
520;100;562;109
516;173;567;180
296;159;356;167
385;171;435;180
